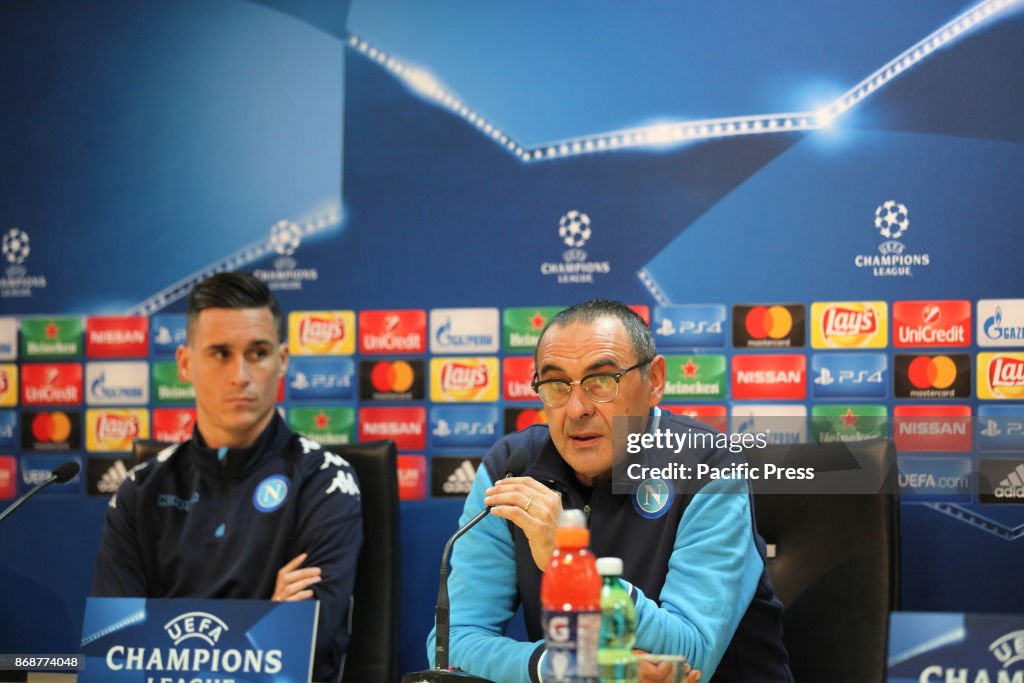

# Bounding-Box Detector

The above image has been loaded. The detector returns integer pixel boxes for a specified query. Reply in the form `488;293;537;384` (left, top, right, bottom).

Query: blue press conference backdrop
1;0;1022;679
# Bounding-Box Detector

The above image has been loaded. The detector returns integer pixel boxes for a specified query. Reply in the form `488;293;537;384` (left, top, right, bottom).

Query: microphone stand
0;473;60;524
401;507;495;683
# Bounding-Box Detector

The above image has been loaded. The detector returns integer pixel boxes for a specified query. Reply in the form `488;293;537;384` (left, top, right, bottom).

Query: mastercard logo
370;361;417;393
506;408;548;433
907;355;959;390
32;412;74;443
745;306;793;340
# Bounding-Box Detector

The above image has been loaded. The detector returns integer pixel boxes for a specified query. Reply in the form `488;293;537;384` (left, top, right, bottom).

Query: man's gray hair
534;300;656;377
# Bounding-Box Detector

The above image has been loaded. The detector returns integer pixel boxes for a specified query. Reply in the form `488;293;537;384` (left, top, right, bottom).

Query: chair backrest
132;438;400;683
334;440;400;683
750;438;900;683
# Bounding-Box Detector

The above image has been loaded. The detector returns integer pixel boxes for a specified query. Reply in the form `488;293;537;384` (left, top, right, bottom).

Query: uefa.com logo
253;219;319;291
1;227;48;298
853;201;931;278
539;211;611;284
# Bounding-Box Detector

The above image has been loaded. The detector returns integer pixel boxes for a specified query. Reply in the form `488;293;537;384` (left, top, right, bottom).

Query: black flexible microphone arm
0;460;80;524
435;506;491;670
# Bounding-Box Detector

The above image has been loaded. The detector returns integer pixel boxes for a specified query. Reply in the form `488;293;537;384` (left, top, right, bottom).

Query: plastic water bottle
541;509;601;683
597;557;637;683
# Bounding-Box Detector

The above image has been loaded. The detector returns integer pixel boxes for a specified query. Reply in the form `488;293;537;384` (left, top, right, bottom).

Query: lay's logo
431;358;499;402
86;408;149;452
288;311;355;355
978;353;1024;400
811;302;888;348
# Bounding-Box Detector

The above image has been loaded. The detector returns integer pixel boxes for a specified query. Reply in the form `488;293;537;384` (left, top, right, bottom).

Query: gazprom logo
633;478;673;519
163;612;229;646
253;475;289;512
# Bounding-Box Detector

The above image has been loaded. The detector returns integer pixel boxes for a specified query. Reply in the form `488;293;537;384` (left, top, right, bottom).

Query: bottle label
542;609;601;682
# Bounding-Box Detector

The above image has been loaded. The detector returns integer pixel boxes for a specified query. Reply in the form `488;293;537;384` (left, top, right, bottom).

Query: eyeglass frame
530;357;655;407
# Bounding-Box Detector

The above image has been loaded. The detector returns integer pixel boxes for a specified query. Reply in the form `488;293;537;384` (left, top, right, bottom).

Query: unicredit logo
990;357;1024;387
441;363;489;390
300;317;345;344
823;307;876;337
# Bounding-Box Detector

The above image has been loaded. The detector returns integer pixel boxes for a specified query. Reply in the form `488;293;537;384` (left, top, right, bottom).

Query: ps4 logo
813;368;884;385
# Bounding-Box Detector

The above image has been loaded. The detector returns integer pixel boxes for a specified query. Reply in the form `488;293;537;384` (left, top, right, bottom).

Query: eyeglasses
530;358;653;408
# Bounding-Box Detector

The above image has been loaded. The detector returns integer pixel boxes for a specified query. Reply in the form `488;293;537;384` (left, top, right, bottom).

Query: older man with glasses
427;300;793;683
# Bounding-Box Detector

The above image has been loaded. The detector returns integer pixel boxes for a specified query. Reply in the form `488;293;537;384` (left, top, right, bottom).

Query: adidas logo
995;463;1024;500
97;460;130;494
442;460;477;495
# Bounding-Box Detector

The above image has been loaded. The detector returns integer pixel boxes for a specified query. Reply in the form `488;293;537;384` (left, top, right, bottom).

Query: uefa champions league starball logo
269;220;302;256
874;200;909;240
558;210;591;248
2;228;30;265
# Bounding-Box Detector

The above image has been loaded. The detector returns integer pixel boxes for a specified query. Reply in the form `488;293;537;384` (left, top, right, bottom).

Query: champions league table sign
888;612;1024;683
79;598;317;683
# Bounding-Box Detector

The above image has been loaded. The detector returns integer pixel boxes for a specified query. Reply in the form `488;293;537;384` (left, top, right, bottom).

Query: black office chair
131;438;400;683
748;438;900;683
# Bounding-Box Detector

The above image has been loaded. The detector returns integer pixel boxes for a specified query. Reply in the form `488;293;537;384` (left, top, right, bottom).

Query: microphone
403;449;529;683
0;460;80;524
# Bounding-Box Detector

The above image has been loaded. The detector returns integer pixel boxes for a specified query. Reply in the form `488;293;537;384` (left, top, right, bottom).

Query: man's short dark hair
185;272;283;343
535;300;656;377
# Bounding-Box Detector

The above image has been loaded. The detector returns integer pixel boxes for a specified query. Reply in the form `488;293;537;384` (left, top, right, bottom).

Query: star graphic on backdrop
682;360;699;377
841;408;859;429
45;322;58;338
530;312;546;330
315;412;330;430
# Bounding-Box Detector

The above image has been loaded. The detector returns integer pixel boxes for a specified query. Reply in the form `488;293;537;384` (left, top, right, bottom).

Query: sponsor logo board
20;454;82;495
730;404;808;444
152;361;195;404
893;405;972;452
0;410;15;447
897;455;972;502
978;299;1024;347
892;300;970;348
358;310;427;354
0;318;16;360
810;302;887;349
20;317;82;359
150;314;187;355
977;352;1024;400
430;406;500;448
358;406;426;450
0;364;18;407
811;353;887;400
86;361;149;405
358;360;425;401
979;459;1024;505
503;356;536;401
85;316;149;357
894;354;971;399
662;405;727;432
20;410;82;451
21;362;83;405
652;305;727;348
86;408;150;452
397;454;427;501
0;455;15;499
287;406;355;445
731;354;806;401
504;407;548;434
732;304;805;348
810;405;888;443
978;406;1024;451
152;408;196;443
288;311;355;355
664;355;726;399
429;308;499;354
86;456;133;495
430;357;499;402
503;307;563;352
287;357;355;401
431;456;483;497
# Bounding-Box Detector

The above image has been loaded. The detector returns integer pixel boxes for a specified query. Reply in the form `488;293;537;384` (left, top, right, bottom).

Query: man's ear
176;344;192;383
277;343;289;377
647;354;666;406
